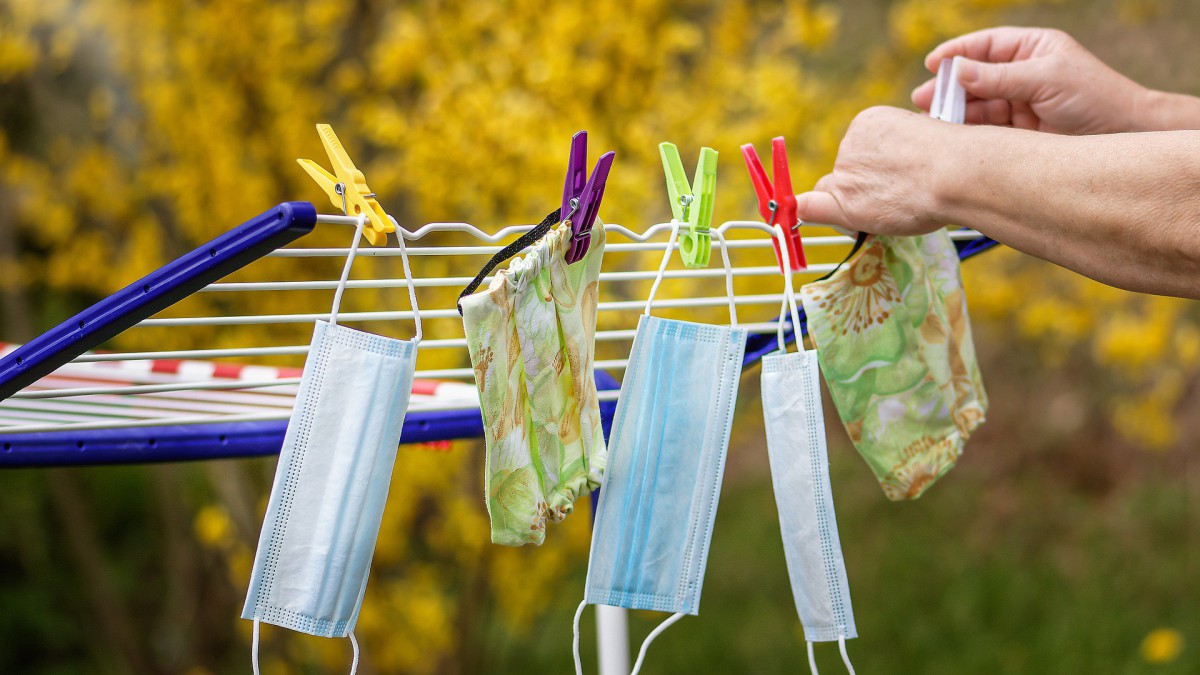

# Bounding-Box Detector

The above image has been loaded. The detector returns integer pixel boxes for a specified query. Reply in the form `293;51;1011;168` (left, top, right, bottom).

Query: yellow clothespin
298;124;394;245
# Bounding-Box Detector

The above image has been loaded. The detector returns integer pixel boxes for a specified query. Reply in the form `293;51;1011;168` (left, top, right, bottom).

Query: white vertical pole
596;605;630;675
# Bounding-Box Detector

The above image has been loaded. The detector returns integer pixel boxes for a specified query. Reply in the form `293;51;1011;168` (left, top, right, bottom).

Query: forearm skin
935;125;1200;299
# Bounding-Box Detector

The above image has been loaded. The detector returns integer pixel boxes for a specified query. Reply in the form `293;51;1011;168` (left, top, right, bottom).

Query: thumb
795;191;853;231
956;58;1043;102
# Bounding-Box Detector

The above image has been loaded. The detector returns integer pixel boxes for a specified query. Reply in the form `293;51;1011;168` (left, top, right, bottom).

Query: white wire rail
0;215;985;434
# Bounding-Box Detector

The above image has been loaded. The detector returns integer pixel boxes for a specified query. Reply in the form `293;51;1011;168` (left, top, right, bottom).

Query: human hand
794;106;965;237
911;27;1148;135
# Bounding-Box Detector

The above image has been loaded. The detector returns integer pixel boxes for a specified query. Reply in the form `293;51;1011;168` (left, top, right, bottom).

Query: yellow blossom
194;504;234;549
1140;627;1184;664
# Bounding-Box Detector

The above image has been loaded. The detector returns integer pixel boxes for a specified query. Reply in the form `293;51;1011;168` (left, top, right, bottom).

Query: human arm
910;27;1200;134
794;107;1200;299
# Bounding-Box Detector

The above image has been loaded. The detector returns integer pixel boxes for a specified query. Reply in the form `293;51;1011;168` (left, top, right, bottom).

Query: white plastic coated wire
0;213;986;434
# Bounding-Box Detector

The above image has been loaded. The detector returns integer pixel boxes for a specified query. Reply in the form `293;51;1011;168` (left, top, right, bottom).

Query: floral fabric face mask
800;230;987;500
461;223;606;545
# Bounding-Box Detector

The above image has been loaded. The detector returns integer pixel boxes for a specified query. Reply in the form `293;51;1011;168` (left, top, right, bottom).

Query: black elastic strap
457;208;562;315
814;231;869;282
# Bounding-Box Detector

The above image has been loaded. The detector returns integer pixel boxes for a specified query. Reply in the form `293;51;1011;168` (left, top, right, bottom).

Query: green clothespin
659;142;717;269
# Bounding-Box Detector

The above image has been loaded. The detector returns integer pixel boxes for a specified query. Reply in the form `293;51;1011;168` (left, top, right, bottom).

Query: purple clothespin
562;131;616;264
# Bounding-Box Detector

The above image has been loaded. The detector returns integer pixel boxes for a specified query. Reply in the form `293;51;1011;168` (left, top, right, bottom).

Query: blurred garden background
1;0;1198;672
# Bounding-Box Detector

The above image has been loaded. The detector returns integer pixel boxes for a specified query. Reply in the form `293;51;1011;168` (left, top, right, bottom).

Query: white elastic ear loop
387;216;423;344
839;636;856;675
630;612;685;675
807;637;856;675
643;221;681;317
572;600;587;675
349;631;361;675
250;620;363;675
329;215;368;326
772;225;802;352
710;229;738;328
252;618;261;675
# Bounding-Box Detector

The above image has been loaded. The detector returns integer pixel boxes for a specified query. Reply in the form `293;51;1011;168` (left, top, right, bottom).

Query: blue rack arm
0;202;318;401
0;369;624;468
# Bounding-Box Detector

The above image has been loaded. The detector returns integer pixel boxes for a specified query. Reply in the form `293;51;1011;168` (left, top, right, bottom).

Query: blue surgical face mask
242;219;422;674
573;224;747;675
763;226;856;675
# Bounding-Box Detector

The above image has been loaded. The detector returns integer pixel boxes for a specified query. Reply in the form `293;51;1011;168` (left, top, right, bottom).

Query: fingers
916;54;1047;127
1010;101;1039;130
917;82;1030;127
956;58;1045;104
795;190;852;230
965;99;1013;126
911;78;936;111
924;26;1042;72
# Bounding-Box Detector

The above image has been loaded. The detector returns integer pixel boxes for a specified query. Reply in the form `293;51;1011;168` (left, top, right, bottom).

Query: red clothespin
562;131;616;264
741;137;806;271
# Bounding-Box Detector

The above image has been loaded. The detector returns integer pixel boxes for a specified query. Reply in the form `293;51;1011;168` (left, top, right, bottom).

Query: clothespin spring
334;183;348;216
565;197;587;246
765;199;808;232
766;200;780;228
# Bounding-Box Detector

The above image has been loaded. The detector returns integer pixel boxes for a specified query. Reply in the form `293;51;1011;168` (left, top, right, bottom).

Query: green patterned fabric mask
800;230;987;500
462;223;606;545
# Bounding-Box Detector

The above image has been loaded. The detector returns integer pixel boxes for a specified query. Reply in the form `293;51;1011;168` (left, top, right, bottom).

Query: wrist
927;124;981;226
1132;89;1167;131
928;123;1045;238
1133;89;1200;132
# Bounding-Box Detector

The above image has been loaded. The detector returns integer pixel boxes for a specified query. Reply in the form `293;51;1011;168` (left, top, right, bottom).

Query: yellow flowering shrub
3;0;1196;671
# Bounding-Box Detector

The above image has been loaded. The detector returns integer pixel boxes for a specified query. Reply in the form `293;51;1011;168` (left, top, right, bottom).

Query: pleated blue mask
762;226;857;675
573;224;747;675
242;219;422;675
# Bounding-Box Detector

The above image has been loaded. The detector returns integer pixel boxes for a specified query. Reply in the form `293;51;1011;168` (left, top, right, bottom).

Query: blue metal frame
0;202;318;401
0;224;995;468
0;370;624;467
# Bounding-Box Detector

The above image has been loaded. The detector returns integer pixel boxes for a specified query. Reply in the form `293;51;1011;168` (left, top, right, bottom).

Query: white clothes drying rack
0;212;986;425
0;203;990;675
